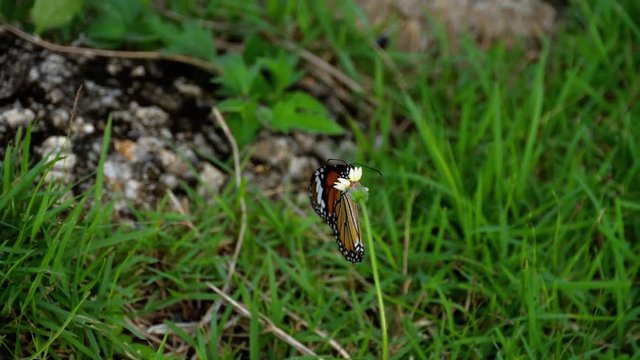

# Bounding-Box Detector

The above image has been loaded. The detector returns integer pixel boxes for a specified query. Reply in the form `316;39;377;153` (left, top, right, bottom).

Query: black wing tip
343;249;365;263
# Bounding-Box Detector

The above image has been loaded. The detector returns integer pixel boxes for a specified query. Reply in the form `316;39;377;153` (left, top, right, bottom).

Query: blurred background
0;0;638;358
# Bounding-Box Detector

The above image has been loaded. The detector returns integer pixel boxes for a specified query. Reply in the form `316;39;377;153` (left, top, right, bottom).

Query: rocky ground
0;0;557;218
0;31;345;217
356;0;556;51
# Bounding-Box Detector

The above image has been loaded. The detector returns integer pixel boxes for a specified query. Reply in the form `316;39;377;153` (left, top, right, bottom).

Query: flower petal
333;182;347;191
349;167;362;182
333;177;351;191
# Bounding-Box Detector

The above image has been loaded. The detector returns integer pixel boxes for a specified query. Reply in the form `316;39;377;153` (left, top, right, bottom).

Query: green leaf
217;99;261;147
146;14;179;44
30;0;84;33
243;34;279;64
270;92;343;135
85;0;153;46
163;22;216;61
85;13;127;42
216;98;250;113
257;53;302;98
1;0;35;22
213;54;258;97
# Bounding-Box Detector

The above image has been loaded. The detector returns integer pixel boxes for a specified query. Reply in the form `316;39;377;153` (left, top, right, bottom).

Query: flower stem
359;200;388;360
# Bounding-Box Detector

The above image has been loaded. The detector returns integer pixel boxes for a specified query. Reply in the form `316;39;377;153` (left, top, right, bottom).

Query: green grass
1;0;639;358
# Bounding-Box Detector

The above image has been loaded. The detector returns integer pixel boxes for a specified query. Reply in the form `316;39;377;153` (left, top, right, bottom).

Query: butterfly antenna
351;162;383;177
326;158;349;166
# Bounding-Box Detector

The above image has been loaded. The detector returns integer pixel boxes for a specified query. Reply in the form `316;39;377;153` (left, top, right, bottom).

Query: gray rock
198;162;226;197
0;107;35;128
37;136;76;183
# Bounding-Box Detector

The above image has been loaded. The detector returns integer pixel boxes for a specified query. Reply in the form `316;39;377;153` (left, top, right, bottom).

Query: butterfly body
310;163;364;263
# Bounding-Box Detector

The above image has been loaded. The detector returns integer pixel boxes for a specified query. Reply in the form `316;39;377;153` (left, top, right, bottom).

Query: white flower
348;166;362;183
333;177;351;191
333;167;363;192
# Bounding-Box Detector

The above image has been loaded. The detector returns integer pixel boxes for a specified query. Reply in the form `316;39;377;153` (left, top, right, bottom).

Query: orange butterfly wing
309;164;364;263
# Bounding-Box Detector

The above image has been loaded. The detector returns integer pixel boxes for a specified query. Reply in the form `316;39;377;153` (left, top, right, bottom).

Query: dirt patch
355;0;557;51
0;0;560;216
0;31;349;217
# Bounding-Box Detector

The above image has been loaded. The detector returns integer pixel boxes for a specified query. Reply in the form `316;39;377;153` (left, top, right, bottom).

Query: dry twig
70;85;83;124
234;271;352;359
207;283;318;357
198;108;247;327
155;8;377;112
277;39;365;94
166;189;198;231
62;84;83;141
124;317;180;353
1;23;222;74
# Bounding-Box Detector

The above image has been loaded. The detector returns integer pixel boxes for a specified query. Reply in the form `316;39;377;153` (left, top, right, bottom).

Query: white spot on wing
315;178;323;206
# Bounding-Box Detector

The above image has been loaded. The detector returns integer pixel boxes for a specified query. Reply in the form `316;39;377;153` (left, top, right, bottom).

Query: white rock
0;108;35;128
39;136;69;157
199;163;226;196
133;103;169;128
288;156;316;181
103;159;133;181
174;77;202;97
252;137;290;165
79;122;95;135
160;173;179;190
37;136;76;183
51;109;69;129
131;65;146;77
124;179;142;200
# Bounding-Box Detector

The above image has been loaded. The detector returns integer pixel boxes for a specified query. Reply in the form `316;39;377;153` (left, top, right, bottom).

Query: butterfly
309;161;365;263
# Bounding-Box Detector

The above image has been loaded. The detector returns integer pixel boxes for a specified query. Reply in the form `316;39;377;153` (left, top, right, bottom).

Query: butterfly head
332;166;363;192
